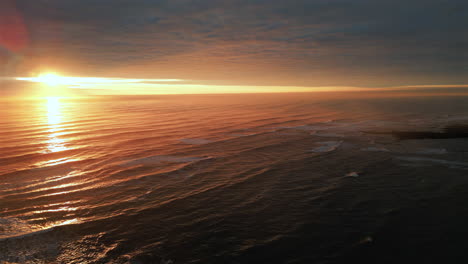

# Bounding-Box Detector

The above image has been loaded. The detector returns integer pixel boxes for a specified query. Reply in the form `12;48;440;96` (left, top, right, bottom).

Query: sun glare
16;74;182;89
15;72;73;97
38;73;63;86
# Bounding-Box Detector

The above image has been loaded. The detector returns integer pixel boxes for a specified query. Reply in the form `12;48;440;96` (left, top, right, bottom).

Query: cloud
5;0;468;87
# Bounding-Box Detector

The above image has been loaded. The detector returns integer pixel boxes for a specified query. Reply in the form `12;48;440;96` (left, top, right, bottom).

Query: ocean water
1;92;468;263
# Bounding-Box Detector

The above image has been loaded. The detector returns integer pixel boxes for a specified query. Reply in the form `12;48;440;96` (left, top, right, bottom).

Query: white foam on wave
308;141;342;153
180;138;213;145
276;120;403;136
280;120;402;135
345;172;359;177
444;116;468;122
396;156;468;168
123;155;208;166
414;148;448;155
0;217;35;239
361;146;390;152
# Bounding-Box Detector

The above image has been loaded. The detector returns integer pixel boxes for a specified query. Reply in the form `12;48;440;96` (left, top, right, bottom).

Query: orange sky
1;0;467;95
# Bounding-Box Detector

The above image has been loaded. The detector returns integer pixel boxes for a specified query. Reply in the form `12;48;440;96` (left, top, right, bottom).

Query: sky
1;0;468;94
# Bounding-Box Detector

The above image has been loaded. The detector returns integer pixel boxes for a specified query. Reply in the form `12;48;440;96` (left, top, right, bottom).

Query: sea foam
308;141;342;153
396;156;468;168
414;148;448;155
361;146;390;152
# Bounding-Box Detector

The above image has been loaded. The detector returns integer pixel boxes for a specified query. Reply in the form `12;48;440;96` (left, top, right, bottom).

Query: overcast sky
1;0;467;89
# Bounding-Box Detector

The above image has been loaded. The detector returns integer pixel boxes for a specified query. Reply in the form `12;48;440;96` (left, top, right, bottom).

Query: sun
33;72;72;97
37;73;64;86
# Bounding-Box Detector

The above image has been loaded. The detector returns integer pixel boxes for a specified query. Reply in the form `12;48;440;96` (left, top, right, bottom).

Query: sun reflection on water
44;97;69;153
47;97;61;124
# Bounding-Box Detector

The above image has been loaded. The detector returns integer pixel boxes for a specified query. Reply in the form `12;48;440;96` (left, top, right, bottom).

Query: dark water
1;93;468;263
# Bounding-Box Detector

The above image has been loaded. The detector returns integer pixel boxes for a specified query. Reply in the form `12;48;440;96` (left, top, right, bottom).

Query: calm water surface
1;93;468;263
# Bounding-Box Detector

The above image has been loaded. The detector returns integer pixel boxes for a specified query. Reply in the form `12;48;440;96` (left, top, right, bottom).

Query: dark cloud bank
2;0;468;87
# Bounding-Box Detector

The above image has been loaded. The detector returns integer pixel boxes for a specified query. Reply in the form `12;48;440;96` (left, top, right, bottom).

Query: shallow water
1;93;468;263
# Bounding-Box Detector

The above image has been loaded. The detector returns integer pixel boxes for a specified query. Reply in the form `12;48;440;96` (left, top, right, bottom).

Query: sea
1;91;468;263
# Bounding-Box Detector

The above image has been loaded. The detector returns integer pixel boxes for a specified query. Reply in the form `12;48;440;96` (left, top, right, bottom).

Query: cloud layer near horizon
1;0;468;88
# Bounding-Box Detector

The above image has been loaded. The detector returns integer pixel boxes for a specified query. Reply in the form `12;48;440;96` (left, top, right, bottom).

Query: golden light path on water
45;97;68;154
29;97;81;230
34;97;78;167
